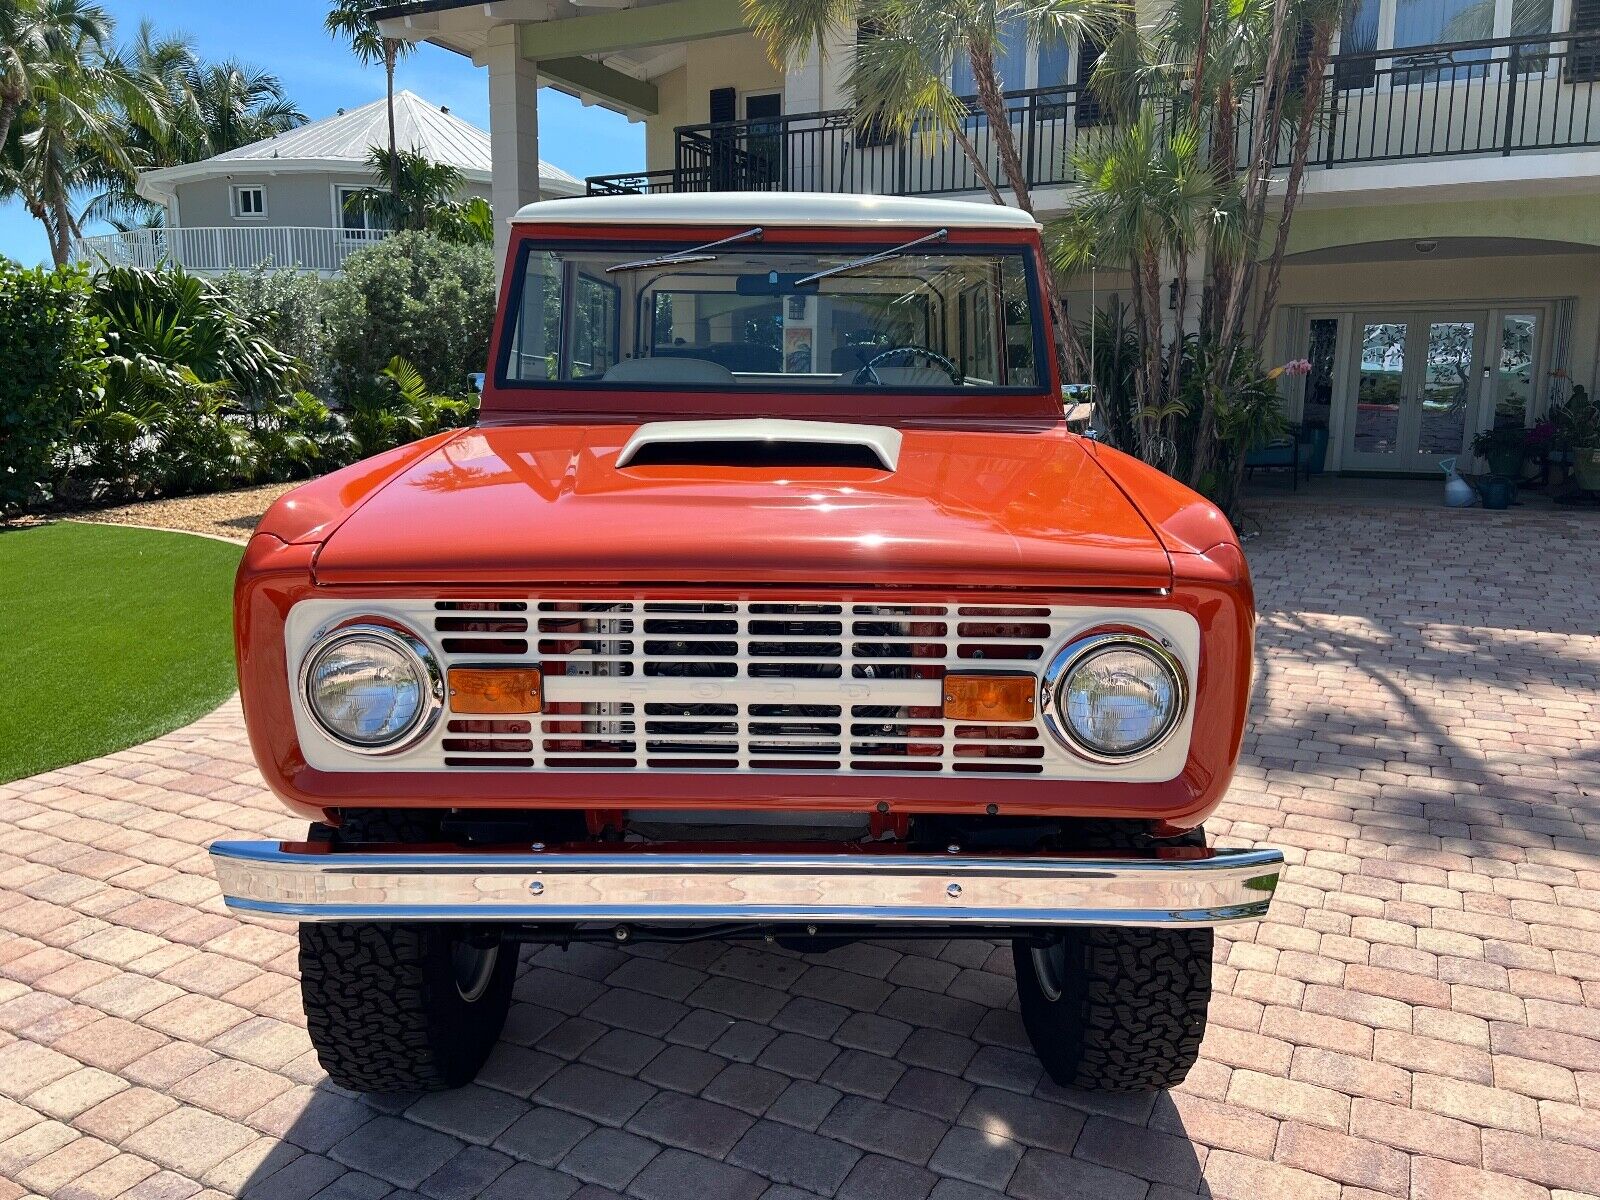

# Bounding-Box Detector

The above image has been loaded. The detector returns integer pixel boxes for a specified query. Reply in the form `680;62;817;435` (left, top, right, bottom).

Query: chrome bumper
209;842;1283;927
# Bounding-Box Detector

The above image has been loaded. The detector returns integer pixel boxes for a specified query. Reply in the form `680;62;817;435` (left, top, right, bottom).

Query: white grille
285;598;1200;783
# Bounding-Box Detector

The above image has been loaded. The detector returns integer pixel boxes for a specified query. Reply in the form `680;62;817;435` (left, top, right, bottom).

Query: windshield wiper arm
606;226;764;273
793;228;950;287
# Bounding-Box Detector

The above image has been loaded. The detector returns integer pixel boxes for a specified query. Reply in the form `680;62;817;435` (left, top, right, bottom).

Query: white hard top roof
513;192;1041;230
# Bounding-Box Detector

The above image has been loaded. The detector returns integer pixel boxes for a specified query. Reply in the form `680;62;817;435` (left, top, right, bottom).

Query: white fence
72;226;391;275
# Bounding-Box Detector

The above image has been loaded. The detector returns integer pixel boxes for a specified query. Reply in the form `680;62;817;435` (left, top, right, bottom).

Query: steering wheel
854;346;963;387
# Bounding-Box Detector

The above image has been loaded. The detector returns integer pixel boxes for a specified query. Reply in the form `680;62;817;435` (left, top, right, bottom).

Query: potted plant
1470;424;1528;479
1553;385;1600;491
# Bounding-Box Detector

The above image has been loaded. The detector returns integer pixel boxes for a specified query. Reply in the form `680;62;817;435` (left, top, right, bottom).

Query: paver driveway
2;501;1598;1200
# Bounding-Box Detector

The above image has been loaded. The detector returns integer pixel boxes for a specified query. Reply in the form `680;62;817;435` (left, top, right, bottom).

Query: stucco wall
643;34;782;173
173;172;492;229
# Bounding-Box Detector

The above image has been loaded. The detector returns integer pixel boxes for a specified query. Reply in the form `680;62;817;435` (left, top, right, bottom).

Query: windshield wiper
606;226;764;273
793;228;949;287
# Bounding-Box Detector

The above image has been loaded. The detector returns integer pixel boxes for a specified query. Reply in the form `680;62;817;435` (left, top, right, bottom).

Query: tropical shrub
324;232;496;401
217;266;333;395
252;391;358;481
62;266;303;500
347;357;476;460
0;263;106;512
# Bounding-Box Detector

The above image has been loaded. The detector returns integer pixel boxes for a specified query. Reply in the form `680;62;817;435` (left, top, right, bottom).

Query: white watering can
1440;458;1475;507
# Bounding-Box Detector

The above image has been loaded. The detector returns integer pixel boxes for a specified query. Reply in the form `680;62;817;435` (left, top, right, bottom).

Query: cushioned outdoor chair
1244;423;1315;490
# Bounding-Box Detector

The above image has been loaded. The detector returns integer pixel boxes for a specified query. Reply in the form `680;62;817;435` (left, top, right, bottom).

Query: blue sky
0;0;645;265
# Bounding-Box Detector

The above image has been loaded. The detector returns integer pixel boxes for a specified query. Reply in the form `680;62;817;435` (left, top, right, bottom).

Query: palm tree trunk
965;37;1035;216
48;193;76;267
0;93;21;157
949;123;1006;206
1253;20;1335;348
1190;0;1295;490
384;41;400;196
957;41;1089;383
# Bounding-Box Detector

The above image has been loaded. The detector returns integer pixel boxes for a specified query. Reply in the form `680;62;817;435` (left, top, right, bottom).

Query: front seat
602;358;738;385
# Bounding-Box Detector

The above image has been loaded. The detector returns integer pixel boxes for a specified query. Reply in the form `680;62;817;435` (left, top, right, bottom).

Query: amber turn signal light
942;673;1037;722
448;667;543;714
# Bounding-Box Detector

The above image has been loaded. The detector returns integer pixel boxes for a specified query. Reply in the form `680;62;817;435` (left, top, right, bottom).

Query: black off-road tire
1013;926;1214;1092
298;810;516;1093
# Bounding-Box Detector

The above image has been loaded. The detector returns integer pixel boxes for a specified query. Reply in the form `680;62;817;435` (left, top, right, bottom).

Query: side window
232;185;267;219
505;251;563;382
570;273;620;379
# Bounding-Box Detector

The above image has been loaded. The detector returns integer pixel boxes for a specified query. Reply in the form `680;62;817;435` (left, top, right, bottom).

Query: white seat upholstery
603;357;737;385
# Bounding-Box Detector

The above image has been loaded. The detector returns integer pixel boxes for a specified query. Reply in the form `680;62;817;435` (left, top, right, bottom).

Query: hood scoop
616;419;902;472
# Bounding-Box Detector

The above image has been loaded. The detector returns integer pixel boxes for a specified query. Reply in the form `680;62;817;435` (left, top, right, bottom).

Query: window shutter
1568;0;1600;82
1075;38;1110;127
709;87;737;124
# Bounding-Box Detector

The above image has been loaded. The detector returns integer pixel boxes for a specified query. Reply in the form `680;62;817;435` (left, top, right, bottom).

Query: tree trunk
0;93;21;158
1253;20;1336;349
47;193;75;268
949;123;1006;206
965;37;1034;215
1190;0;1295;490
384;43;401;196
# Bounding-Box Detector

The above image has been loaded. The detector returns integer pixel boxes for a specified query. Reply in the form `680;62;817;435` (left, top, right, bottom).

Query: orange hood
309;422;1173;590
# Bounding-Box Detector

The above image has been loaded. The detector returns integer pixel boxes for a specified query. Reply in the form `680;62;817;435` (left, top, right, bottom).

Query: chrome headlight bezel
1040;632;1189;764
298;622;443;756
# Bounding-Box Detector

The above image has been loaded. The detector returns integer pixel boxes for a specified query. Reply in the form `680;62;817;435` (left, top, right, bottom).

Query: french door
1343;311;1485;471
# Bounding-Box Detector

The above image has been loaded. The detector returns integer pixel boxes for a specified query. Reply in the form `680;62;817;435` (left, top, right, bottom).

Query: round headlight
299;624;442;754
1042;633;1187;762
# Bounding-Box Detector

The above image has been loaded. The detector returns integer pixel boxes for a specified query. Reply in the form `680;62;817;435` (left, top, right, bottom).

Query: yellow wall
646;66;688;171
1272;249;1600;400
643;34;782;173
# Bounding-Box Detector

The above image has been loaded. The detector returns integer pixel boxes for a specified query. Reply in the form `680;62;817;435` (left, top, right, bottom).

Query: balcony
587;30;1600;198
73;226;392;275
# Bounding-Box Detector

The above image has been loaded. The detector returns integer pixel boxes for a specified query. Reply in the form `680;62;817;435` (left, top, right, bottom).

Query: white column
487;23;541;274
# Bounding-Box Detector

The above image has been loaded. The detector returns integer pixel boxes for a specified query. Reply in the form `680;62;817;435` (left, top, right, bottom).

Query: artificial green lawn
0;522;243;783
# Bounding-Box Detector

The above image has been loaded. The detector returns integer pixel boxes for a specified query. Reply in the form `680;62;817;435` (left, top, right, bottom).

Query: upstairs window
337;186;389;240
231;185;267;220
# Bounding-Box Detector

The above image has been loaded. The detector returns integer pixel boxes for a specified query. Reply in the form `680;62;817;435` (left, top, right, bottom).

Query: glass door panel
1354;322;1408;457
1415;319;1478;457
1495;312;1539;424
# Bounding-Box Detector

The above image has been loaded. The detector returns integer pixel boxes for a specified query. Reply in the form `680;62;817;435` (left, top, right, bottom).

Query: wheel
1012;926;1214;1092
298;810;515;1093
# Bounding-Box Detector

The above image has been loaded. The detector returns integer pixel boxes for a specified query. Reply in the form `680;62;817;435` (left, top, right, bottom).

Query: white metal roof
138;91;582;198
512;192;1043;230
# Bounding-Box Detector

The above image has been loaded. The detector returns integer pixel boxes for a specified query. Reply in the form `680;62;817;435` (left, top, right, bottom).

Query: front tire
1013;926;1213;1092
300;922;515;1093
298;810;515;1093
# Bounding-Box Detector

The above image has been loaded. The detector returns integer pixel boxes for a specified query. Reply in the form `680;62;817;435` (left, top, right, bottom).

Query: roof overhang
135;156;498;206
374;0;749;119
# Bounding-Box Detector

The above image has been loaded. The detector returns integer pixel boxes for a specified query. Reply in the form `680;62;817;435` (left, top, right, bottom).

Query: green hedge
325;232;497;401
0;233;494;515
0;264;106;511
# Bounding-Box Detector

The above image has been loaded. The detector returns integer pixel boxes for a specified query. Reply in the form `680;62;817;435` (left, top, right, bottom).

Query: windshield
497;240;1045;393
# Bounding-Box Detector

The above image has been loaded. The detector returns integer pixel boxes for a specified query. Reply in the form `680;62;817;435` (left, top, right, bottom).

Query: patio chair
1245;423;1314;490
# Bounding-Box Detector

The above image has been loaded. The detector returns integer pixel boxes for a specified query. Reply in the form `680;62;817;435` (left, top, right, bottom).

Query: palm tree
744;0;1119;377
0;0;166;265
0;0;110;151
1052;112;1226;465
193;61;304;151
343;144;464;232
82;26;306;229
326;0;412;195
746;0;1117;219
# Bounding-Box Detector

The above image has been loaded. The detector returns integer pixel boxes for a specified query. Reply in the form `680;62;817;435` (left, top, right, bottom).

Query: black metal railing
586;29;1600;197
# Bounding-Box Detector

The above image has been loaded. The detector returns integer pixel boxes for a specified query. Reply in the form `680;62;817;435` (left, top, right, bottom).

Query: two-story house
76;90;583;277
375;0;1600;476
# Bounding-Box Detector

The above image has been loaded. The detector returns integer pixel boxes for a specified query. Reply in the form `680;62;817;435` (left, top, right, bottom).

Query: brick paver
2;501;1597;1199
